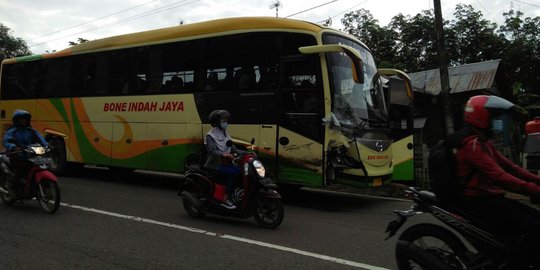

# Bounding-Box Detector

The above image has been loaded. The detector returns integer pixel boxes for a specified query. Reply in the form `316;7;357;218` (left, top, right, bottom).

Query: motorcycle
0;143;61;214
385;187;540;270
179;139;284;229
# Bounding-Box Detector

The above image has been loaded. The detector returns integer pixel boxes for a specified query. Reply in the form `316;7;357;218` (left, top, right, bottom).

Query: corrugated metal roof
409;59;501;96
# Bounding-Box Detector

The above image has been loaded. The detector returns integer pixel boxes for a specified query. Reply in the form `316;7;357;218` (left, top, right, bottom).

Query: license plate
373;177;382;187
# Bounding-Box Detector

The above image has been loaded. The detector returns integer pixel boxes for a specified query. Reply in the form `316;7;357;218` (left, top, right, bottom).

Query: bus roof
3;17;327;64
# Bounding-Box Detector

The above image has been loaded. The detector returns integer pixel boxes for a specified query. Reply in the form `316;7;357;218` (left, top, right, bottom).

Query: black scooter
385;187;540;269
178;139;284;229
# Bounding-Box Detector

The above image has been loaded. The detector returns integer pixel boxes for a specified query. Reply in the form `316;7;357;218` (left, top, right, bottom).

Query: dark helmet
464;95;523;129
12;109;31;125
208;110;231;127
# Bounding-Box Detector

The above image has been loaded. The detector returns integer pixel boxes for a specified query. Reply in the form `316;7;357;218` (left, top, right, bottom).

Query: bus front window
323;34;387;129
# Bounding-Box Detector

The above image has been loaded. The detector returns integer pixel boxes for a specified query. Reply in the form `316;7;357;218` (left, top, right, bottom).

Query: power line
474;0;498;22
316;0;369;24
29;0;199;48
285;0;339;18
514;0;540;8
29;0;160;42
475;0;489;14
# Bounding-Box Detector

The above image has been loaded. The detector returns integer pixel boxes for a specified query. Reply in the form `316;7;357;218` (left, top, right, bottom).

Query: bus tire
49;138;67;176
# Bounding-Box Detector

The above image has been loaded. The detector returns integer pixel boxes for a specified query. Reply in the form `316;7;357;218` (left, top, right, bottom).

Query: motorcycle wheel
396;223;468;270
183;197;205;218
37;180;61;214
253;198;284;229
0;175;16;206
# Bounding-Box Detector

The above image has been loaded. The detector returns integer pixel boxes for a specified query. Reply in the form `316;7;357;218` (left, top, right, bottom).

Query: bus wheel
49;138;67;176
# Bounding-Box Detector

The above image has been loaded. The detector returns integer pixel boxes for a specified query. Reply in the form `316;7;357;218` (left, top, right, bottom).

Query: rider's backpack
428;129;473;205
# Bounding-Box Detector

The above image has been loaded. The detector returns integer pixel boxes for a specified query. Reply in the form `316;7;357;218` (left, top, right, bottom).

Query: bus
0;17;410;188
386;76;415;183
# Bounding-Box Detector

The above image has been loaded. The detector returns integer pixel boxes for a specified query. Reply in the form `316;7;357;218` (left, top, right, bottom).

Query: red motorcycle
179;140;284;229
0;143;60;214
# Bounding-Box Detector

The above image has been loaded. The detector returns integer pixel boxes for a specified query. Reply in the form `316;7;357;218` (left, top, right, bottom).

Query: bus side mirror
299;44;364;84
377;69;413;99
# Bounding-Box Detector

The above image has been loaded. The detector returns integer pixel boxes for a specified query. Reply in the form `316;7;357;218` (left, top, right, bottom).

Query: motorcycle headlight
31;146;46;155
252;160;266;178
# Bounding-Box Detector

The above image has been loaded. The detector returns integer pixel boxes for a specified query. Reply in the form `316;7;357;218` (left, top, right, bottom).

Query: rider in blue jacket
2;110;48;185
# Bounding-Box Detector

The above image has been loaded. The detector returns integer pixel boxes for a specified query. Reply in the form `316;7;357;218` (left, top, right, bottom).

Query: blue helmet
12;109;31;125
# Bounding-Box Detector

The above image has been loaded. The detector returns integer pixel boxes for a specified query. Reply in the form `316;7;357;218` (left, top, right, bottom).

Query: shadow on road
67;166;404;214
66;166;182;190
279;187;388;212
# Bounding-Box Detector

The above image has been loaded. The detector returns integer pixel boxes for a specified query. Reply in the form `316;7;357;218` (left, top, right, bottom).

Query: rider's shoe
221;199;237;210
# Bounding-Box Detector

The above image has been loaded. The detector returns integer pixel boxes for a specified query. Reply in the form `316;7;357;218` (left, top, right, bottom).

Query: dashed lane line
60;202;390;270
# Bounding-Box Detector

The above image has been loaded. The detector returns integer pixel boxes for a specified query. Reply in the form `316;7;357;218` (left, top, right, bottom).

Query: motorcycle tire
37;180;61;214
0;176;17;206
396;223;468;270
253;198;284;229
183;197;205;218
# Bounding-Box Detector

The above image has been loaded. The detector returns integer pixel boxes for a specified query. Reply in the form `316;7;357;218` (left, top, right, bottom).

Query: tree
341;9;398;68
388;10;443;72
68;37;89;46
0;23;31;62
499;10;540;96
448;4;503;65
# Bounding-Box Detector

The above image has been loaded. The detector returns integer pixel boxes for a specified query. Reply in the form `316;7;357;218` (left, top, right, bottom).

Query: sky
1;0;539;54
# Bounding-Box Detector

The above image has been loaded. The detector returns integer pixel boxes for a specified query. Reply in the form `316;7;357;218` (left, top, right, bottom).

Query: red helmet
464;95;516;129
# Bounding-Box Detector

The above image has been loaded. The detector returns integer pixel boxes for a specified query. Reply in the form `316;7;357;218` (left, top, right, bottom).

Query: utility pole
433;0;454;136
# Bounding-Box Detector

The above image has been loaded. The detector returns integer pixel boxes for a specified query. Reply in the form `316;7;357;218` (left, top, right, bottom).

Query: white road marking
60;202;390;270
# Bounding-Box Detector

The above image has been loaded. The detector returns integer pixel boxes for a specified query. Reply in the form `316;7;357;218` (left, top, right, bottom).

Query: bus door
277;56;324;186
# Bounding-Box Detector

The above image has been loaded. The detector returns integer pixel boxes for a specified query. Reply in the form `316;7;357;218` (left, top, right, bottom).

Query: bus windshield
323;34;387;129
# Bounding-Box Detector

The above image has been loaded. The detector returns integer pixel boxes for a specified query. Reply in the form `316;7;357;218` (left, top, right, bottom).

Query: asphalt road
0;167;434;270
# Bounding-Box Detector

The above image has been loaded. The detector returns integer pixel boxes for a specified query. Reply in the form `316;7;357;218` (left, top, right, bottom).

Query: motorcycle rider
204;110;245;210
456;95;540;259
2;110;49;186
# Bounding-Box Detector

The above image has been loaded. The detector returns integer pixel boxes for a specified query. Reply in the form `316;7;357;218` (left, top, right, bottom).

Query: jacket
2;126;48;151
204;128;243;170
456;134;540;197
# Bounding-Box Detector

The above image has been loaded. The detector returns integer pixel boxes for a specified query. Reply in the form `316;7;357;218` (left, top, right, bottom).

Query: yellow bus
0;17;410;188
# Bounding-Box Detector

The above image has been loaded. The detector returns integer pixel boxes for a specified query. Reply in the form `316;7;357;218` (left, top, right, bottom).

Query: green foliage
68;37;89;46
341;5;540;99
342;9;397;68
448;4;502;65
0;23;31;62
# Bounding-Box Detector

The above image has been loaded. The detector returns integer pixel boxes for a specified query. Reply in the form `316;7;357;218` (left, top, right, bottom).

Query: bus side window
280;57;323;142
258;64;278;89
235;66;256;90
1;62;40;100
93;55;109;96
69;56;95;97
42;59;69;98
161;40;200;94
146;48;163;94
107;50;132;95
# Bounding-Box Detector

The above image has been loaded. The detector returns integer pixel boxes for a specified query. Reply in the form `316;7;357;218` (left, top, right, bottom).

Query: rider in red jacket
456;95;540;259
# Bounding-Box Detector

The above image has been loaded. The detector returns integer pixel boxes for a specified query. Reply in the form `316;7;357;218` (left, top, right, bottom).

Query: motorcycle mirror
251;137;255;145
226;140;233;147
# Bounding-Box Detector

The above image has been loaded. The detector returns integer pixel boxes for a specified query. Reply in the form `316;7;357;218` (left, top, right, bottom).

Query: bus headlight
253;160;266;178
